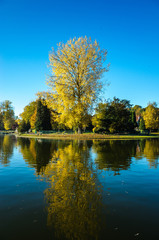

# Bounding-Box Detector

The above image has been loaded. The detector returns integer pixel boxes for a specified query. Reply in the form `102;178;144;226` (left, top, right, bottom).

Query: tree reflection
92;140;137;174
40;140;103;240
135;140;145;160
143;139;159;168
17;137;159;175
0;135;15;166
93;139;159;171
17;138;59;173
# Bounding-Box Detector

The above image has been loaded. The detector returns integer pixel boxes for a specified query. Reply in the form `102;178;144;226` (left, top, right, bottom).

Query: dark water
0;135;159;240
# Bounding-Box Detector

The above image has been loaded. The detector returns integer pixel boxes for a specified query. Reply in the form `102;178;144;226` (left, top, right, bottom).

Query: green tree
131;109;137;128
139;117;145;131
42;36;108;133
35;99;52;131
18;119;30;133
92;98;133;133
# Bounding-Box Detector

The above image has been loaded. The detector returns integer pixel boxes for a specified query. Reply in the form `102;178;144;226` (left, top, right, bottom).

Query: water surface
0;135;159;240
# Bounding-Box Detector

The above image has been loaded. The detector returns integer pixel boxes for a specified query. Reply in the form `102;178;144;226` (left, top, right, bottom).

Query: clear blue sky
0;0;159;116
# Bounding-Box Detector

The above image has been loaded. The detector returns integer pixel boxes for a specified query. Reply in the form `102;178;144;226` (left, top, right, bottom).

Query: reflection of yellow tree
144;140;159;168
17;138;36;166
41;141;103;240
0;135;14;166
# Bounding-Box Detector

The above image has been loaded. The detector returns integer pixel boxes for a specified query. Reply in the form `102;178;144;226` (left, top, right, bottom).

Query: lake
0;135;159;240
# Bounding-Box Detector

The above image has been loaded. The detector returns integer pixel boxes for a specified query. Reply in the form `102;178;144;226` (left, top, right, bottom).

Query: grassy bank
15;132;159;140
0;130;15;134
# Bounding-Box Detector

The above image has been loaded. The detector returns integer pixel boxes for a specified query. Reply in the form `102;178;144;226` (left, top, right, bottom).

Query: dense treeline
16;97;159;134
1;97;159;134
92;100;159;133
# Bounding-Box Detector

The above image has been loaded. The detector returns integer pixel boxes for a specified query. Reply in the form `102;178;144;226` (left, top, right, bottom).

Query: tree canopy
44;36;108;133
20;101;37;124
0;100;15;130
143;103;159;131
92;98;134;133
35;99;52;131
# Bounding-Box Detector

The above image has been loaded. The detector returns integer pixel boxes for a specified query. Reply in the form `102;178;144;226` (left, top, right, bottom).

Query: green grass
15;132;159;140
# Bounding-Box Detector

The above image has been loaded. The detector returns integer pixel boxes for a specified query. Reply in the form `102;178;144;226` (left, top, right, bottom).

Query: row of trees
17;96;159;133
1;97;158;134
92;99;159;133
0;100;17;130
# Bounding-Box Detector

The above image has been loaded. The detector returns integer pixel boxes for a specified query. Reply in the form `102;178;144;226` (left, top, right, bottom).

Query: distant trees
0;100;15;130
92;98;135;133
18;98;52;132
142;103;159;131
42;36;108;133
92;100;159;134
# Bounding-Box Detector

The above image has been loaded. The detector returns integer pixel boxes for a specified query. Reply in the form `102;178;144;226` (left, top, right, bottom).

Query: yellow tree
1;100;15;130
45;37;108;133
3;120;12;130
20;101;37;124
143;103;159;131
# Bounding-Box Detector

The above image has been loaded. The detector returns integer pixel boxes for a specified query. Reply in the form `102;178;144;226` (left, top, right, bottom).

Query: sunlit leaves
0;100;15;130
143;103;159;130
46;36;108;131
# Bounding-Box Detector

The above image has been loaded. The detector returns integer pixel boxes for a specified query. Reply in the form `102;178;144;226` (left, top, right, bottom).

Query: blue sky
0;0;159;116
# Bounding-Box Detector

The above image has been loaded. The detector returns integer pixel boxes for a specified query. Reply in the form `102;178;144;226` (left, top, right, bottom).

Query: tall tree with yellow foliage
45;37;108;133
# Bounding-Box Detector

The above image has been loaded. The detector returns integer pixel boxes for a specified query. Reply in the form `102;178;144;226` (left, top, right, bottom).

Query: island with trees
1;37;159;139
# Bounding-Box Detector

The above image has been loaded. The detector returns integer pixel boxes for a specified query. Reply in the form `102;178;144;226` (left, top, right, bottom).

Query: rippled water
0;135;159;240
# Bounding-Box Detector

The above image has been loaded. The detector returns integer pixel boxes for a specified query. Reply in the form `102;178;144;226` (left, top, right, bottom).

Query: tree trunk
78;126;82;134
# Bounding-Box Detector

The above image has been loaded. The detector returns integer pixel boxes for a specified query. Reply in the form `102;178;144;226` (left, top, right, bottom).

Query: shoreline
14;133;159;140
